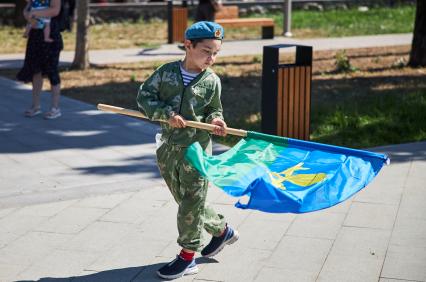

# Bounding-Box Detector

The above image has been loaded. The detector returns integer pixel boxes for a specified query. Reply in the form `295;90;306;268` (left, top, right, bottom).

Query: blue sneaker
201;225;239;258
157;255;198;279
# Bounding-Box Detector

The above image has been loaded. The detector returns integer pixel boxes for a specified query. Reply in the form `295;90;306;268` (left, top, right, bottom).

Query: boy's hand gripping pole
97;104;247;137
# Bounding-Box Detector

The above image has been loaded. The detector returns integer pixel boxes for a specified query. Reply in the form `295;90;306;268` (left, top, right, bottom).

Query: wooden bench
215;6;275;39
167;4;275;43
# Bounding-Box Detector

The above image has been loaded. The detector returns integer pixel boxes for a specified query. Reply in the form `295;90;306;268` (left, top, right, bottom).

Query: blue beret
185;21;224;40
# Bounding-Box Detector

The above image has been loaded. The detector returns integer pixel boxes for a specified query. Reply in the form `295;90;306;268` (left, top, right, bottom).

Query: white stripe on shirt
180;64;200;87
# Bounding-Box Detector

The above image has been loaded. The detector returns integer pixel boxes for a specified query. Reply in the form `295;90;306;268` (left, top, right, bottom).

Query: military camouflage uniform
137;61;226;251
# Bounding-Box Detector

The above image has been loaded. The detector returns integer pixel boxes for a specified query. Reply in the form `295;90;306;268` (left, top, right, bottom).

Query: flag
185;131;389;213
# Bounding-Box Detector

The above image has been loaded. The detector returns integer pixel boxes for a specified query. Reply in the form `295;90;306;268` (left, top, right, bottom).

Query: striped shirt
180;64;200;87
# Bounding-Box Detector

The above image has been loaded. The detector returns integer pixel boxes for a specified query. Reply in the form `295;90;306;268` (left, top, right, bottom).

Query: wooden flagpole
97;104;248;137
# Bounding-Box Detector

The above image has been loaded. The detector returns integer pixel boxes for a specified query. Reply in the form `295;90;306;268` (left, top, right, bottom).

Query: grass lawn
0;5;415;54
253;5;415;38
0;45;424;149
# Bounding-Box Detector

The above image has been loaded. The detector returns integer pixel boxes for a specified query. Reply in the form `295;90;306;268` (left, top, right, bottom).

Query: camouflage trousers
156;141;226;252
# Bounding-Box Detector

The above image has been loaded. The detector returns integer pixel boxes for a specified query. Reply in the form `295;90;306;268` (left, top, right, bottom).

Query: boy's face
184;39;222;71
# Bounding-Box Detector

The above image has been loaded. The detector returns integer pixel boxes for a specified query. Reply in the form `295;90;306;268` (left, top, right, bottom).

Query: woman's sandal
24;107;42;117
44;108;61;120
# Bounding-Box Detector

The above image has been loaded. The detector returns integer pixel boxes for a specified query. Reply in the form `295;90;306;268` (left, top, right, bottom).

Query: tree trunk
408;0;426;67
14;0;27;27
72;0;90;70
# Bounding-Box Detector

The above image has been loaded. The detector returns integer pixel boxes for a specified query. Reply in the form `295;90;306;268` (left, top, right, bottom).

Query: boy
23;0;54;43
137;21;239;280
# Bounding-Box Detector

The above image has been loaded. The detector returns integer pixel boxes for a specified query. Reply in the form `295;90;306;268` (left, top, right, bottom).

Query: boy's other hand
211;118;227;136
168;114;186;128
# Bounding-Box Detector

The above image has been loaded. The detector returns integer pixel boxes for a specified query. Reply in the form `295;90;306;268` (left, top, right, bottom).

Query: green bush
335;50;358;73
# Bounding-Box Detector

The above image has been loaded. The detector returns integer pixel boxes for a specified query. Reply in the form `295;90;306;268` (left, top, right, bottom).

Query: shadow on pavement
0;59;26;70
371;141;426;164
0;106;158;154
16;258;219;282
74;155;159;176
0;76;163;180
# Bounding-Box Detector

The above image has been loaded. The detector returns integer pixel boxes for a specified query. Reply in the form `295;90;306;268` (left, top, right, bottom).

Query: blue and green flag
185;132;389;213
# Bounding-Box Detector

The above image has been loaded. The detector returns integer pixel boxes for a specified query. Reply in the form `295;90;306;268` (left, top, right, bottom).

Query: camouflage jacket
137;61;224;147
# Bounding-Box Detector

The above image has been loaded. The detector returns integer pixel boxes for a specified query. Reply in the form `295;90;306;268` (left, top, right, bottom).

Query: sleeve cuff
205;112;224;124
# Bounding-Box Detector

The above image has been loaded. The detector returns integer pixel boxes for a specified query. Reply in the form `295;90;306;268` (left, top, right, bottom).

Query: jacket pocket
191;86;213;108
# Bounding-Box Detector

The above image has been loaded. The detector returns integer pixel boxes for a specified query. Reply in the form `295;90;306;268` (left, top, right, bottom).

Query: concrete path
0;33;412;69
1;74;425;281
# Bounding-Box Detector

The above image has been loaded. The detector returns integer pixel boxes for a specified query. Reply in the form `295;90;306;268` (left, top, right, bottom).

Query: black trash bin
261;44;313;140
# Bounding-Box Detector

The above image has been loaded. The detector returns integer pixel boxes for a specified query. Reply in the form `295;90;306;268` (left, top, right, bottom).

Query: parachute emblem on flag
269;162;327;190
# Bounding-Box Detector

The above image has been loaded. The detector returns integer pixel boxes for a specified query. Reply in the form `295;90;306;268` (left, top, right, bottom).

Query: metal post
167;0;173;44
283;0;292;37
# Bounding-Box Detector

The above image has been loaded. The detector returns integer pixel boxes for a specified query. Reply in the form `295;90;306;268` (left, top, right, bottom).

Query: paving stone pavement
1;32;425;281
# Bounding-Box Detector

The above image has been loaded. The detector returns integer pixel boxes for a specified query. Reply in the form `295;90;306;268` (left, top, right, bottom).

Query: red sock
219;225;228;237
179;249;195;261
